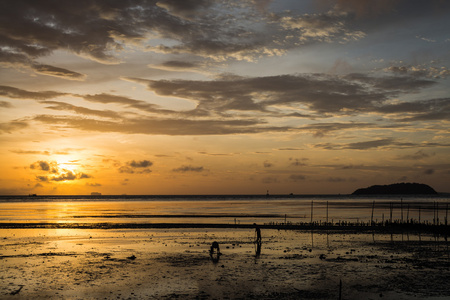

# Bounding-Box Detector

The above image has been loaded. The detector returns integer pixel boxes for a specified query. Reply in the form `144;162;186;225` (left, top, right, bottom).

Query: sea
0;194;450;226
1;194;449;227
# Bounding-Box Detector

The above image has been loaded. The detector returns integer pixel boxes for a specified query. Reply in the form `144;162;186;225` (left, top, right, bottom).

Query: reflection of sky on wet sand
0;197;448;225
1;228;449;299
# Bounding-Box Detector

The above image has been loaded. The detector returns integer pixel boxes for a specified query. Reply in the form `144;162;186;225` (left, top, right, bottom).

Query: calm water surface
0;195;449;225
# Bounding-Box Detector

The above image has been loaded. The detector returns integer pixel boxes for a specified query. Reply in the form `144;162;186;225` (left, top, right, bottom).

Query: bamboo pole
433;202;436;225
418;205;421;224
390;202;393;224
437;202;439;225
446;203;448;226
326;201;329;225
407;204;410;223
371;200;375;226
401;198;403;223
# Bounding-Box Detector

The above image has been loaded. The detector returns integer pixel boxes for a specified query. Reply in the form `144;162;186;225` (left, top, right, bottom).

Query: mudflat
1;228;449;299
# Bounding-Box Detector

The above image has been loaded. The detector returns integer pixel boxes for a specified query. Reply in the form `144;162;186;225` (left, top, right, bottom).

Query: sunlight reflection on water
0;195;448;225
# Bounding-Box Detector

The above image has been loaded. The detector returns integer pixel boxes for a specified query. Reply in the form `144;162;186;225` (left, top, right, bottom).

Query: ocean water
0;194;449;226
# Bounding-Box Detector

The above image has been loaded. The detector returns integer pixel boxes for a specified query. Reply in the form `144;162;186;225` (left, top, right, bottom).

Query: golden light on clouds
1;0;449;195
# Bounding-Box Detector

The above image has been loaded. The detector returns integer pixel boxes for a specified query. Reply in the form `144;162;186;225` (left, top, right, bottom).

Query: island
352;182;437;195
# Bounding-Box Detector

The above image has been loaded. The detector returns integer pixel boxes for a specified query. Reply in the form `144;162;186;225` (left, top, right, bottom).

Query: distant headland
352;182;437;195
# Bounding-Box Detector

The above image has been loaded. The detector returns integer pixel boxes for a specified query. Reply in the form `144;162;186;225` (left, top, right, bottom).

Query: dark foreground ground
1;228;449;299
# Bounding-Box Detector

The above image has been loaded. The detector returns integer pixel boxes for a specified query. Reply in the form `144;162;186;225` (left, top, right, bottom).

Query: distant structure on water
91;192;102;196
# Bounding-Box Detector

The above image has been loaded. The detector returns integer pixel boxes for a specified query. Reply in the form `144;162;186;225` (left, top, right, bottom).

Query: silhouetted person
254;223;261;243
255;240;262;259
209;241;221;263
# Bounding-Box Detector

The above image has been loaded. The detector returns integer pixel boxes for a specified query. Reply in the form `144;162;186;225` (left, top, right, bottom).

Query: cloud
41;101;122;119
156;0;214;20
131;73;437;117
0;85;66;100
0;101;12;108
81;93;174;115
30;161;51;172
330;0;450;18
151;60;205;72
373;98;450;122
395;150;433;160
261;176;279;184
172;165;205;172
33;114;289;135
51;171;77;182
29;160;92;182
289;158;308;167
384;65;450;79
423;169;434;175
31;64;86;80
263;161;273;168
36;176;49;182
0;120;28;134
314;139;450;150
279;10;365;43
118;160;153;174
288;174;306;181
129;160;153;168
11;149;51;155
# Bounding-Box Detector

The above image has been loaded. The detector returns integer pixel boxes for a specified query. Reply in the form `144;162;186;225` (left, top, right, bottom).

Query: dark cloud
133;73;437;117
36;175;49;182
172;165;205;172
82;93;174;115
33;114;289;135
374;98;450;122
299;122;374;137
263;161;273;168
30;161;51;171
156;0;214;20
41;101;122;119
119;160;153;174
152;60;204;72
384;65;450;79
289;158;308;167
0;85;66;100
51;171;77;182
129;160;153;168
315;139;450;151
395;150;433;160
0;0;285;77
330;0;450;18
31;64;86;81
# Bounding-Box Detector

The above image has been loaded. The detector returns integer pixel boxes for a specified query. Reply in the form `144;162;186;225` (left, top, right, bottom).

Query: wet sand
1;228;449;299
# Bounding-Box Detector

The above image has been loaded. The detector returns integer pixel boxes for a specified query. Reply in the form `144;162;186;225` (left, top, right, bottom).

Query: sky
1;0;449;195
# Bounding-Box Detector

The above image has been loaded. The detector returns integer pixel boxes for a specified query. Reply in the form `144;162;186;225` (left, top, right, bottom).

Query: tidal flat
1;228;449;299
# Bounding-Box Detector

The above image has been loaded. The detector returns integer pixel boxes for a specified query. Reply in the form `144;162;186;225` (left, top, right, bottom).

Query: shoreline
1;226;449;299
1;222;449;234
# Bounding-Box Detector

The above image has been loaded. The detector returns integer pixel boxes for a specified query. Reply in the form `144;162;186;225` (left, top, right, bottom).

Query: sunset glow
1;0;449;195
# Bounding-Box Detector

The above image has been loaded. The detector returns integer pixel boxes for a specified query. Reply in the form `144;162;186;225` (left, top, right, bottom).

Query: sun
57;159;80;173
